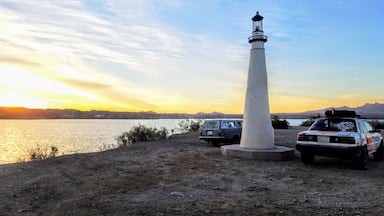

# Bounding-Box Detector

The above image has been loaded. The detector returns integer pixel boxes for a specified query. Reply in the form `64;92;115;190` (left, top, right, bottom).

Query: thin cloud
0;56;41;67
0;1;184;76
1;0;383;113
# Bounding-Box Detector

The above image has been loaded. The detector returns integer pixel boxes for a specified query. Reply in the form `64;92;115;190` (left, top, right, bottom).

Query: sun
0;66;51;108
0;94;47;108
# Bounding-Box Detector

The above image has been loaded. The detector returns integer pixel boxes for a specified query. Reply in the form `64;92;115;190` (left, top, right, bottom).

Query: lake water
0;119;186;164
0;119;307;164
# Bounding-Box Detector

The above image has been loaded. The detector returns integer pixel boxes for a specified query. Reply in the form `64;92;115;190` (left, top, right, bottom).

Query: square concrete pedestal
221;144;294;161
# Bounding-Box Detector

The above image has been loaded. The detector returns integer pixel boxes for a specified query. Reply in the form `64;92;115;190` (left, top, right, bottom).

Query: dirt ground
0;127;383;215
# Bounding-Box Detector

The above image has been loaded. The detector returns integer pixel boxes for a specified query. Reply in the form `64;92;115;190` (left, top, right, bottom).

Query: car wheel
301;152;314;164
354;146;369;170
373;142;384;161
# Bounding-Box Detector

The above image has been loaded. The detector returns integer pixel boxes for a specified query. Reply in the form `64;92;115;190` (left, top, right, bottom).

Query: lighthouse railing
248;35;267;43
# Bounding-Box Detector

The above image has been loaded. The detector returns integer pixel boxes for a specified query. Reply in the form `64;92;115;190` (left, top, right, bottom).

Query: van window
237;121;242;128
202;120;219;130
222;120;239;129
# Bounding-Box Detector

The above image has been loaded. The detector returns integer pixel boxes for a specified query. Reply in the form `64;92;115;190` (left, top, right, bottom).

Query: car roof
324;109;361;118
318;117;357;120
203;119;242;122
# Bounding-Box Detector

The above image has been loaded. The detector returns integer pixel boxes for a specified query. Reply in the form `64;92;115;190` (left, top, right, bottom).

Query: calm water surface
0;119;184;164
0;118;307;164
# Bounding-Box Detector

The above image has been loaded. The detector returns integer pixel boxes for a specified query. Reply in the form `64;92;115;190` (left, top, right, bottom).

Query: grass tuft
29;144;59;161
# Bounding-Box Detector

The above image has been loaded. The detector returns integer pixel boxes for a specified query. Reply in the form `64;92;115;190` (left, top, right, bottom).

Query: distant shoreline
1;104;384;119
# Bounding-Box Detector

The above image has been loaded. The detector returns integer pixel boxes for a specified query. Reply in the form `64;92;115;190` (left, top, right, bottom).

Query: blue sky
0;0;383;113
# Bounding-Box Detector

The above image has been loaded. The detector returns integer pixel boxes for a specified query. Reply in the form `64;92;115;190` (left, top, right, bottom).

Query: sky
0;0;383;114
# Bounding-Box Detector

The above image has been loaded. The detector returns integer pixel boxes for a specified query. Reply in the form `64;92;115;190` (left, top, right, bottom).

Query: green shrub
272;115;289;129
301;119;315;127
176;119;202;133
368;120;384;130
116;124;168;147
29;144;58;161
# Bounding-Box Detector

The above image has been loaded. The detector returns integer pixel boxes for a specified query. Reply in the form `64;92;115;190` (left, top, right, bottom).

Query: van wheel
230;136;240;144
373;142;383;161
211;141;220;147
354;146;369;170
301;152;314;164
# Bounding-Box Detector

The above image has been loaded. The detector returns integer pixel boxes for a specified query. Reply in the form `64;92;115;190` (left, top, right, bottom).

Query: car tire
373;142;384;161
301;152;314;164
354;146;369;170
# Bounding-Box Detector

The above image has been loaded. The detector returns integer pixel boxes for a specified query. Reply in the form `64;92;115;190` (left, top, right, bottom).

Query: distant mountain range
0;107;241;119
276;103;384;119
1;103;384;119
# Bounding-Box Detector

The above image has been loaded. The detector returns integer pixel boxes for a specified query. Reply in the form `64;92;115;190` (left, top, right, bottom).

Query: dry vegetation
0;127;383;215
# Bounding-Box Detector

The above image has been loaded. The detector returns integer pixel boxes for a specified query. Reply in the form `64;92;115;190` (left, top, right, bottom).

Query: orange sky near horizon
0;64;380;114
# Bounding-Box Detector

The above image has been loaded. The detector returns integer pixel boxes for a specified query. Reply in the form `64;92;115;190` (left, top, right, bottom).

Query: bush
301;119;315;127
272;115;289;129
29;144;59;161
116;124;168;147
176;119;202;133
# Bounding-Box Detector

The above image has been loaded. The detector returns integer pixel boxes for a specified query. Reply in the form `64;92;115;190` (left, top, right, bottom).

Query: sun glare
0;94;47;108
0;65;99;110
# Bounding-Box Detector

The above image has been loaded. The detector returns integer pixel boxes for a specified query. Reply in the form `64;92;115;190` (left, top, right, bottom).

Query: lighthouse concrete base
221;144;294;161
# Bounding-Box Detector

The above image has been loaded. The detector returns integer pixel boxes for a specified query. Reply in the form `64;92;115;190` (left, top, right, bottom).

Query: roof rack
325;109;360;118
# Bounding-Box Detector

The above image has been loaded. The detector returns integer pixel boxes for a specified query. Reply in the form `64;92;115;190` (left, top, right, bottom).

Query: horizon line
1;102;383;115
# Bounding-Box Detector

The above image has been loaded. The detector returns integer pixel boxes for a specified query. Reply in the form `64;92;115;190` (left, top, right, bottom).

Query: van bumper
199;136;225;142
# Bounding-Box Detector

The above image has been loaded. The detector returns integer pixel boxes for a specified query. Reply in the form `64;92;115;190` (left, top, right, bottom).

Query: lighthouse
221;12;294;161
241;11;273;149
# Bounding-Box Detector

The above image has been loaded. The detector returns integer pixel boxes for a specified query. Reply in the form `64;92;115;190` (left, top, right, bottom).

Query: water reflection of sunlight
0;119;183;164
0;121;31;163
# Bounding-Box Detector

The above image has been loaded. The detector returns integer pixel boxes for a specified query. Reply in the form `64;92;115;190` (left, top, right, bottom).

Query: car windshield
202;121;219;130
309;118;357;132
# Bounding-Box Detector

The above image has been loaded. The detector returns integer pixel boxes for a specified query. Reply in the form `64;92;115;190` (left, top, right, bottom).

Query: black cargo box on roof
325;110;360;118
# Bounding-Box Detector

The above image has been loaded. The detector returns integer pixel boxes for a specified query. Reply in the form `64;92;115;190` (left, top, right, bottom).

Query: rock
170;191;184;199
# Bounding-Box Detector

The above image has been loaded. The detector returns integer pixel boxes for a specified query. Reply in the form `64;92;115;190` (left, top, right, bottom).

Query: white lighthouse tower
241;11;273;149
221;12;294;161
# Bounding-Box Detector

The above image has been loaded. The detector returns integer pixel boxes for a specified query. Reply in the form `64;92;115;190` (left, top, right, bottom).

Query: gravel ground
0;127;383;215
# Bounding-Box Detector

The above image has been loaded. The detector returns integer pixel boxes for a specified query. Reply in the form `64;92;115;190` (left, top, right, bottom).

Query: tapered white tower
241;11;273;149
221;12;294;161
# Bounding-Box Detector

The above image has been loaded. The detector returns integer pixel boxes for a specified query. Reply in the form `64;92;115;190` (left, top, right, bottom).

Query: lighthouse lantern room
252;11;263;32
249;11;267;44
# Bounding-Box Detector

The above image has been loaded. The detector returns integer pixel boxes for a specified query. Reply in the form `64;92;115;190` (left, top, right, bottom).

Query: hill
1;103;384;119
277;103;384;119
0;107;241;119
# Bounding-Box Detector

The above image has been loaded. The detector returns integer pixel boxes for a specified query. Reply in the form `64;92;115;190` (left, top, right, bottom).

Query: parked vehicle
199;119;242;146
296;110;383;169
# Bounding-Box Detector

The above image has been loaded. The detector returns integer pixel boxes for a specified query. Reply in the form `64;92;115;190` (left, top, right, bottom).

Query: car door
362;121;382;151
359;120;380;152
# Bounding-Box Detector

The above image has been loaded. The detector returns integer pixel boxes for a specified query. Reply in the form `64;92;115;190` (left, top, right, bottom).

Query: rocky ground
0;127;383;215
